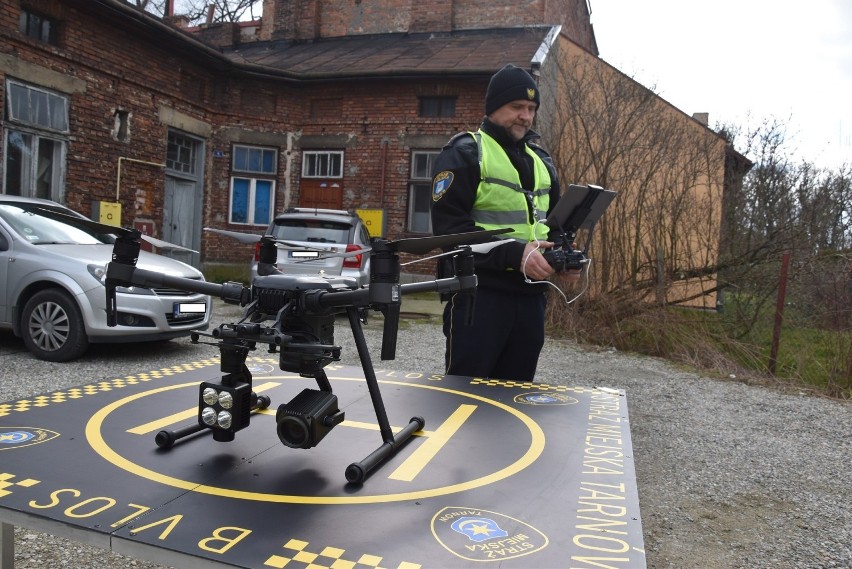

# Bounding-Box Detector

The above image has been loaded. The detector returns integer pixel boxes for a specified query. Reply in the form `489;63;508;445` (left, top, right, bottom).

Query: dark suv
249;208;372;286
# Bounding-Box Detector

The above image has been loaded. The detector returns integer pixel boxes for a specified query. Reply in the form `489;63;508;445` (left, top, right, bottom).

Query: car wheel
21;289;89;362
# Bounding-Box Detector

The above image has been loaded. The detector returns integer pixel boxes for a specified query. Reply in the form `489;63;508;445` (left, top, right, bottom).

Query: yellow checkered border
0;357;221;418
469;378;593;393
264;538;421;569
0;472;40;498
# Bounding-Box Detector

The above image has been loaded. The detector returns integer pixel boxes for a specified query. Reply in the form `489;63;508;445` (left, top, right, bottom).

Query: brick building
2;0;740;309
0;0;599;270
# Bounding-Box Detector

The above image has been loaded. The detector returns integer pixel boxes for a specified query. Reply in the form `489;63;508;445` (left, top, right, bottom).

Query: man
431;63;572;382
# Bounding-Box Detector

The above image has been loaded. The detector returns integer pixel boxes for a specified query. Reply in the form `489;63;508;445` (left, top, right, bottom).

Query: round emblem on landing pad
86;376;546;504
514;392;579;405
0;427;61;450
431;506;549;561
246;363;276;375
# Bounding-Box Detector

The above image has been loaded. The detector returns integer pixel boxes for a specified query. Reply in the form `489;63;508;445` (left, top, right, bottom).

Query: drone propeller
293;228;515;264
203;227;263;244
32;207;197;253
204;227;327;252
385;228;513;255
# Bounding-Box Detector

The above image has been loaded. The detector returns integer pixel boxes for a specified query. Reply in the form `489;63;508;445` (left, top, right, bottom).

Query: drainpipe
283;133;294;210
379;139;387;206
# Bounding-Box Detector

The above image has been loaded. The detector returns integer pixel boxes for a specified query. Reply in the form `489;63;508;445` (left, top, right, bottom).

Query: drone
36;206;508;484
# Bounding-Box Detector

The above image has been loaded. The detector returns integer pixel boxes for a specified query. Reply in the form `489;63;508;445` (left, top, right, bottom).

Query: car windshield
272;219;351;244
0;203;113;245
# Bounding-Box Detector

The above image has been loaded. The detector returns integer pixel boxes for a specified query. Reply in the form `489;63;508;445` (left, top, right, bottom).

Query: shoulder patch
432;171;454;201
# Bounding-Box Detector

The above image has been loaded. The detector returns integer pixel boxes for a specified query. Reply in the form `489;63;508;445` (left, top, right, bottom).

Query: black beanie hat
485;64;540;115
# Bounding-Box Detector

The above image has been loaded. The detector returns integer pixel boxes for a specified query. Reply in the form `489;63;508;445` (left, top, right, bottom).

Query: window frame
407;150;440;234
19;8;59;45
3;80;69;200
5;79;69;134
302;150;343;179
228;144;279;226
418;96;457;118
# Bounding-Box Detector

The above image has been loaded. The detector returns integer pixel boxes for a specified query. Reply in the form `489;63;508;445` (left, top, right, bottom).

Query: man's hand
560;269;582;283
521;241;556;281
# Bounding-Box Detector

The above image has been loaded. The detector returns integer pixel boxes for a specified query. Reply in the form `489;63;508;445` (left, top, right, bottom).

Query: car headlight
86;264;154;295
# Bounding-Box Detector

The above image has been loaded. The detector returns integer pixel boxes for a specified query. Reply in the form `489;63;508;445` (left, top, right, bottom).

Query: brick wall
1;0;590;272
259;0;595;54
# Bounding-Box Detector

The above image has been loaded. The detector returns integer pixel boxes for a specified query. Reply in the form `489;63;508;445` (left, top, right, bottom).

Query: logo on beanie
527;88;536;101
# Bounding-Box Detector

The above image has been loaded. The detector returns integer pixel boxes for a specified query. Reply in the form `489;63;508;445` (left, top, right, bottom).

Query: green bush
546;290;851;399
202;263;250;285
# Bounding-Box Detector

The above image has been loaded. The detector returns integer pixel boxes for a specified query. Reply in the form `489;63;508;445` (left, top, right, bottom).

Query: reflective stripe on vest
470;131;552;242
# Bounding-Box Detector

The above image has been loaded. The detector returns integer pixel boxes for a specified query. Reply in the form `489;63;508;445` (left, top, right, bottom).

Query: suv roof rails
282;207;355;216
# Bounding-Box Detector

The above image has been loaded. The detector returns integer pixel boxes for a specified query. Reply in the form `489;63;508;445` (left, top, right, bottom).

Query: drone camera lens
275;389;342;449
277;415;310;448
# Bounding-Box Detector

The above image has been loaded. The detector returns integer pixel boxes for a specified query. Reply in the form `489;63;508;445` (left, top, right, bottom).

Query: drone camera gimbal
59;205;509;484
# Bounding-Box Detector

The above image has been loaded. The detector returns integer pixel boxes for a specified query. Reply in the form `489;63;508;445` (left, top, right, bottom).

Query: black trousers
442;287;546;381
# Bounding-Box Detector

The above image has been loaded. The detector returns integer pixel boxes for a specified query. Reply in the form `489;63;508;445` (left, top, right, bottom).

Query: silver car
0;195;211;361
249;208;372;285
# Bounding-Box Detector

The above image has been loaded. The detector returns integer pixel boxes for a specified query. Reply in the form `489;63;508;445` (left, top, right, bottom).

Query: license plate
173;302;206;317
290;251;319;258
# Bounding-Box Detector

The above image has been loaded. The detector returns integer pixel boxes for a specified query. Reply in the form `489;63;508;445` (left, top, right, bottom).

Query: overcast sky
589;0;852;170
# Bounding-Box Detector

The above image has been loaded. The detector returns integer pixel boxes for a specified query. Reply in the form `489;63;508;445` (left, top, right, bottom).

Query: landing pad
0;358;645;568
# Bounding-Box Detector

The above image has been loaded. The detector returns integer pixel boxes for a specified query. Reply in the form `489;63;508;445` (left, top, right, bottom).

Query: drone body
99;222;510;483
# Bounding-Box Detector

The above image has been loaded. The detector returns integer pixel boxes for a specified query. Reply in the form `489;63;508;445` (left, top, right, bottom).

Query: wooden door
299;179;343;209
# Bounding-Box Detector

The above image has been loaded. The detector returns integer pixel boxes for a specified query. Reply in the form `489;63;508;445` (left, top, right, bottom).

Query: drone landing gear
153;305;425;485
343;307;425;484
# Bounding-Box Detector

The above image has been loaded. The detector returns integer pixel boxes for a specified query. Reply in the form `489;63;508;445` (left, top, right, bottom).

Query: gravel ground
1;298;850;569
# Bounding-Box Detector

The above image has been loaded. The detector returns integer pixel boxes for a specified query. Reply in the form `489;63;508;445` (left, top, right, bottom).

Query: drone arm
106;263;231;297
300;287;372;312
401;245;479;322
105;263;251;326
399;274;476;296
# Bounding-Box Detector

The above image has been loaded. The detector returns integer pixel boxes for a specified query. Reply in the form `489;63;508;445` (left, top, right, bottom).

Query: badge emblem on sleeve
432;171;454;201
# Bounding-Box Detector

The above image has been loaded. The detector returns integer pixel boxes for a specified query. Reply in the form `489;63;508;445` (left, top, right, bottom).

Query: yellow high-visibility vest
470;130;552;242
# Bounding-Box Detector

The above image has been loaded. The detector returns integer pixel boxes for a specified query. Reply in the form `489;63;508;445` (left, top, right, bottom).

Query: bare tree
130;0;167;16
134;0;261;24
719;120;851;336
537;41;728;309
178;0;261;24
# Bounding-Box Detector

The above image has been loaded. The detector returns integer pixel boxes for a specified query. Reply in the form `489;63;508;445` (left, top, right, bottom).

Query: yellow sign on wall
356;208;386;238
98;201;122;227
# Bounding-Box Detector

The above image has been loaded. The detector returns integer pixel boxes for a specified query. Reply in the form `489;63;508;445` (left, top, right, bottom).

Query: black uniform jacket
430;118;562;296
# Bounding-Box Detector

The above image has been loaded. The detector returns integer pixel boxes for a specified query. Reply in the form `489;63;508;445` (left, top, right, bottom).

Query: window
113;109;130;142
6;80;68;133
19;9;58;44
166;131;198;175
233;145;276;174
302;151;343;178
419;96;456;118
3;80;68;200
408;150;440;233
230;144;277;225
